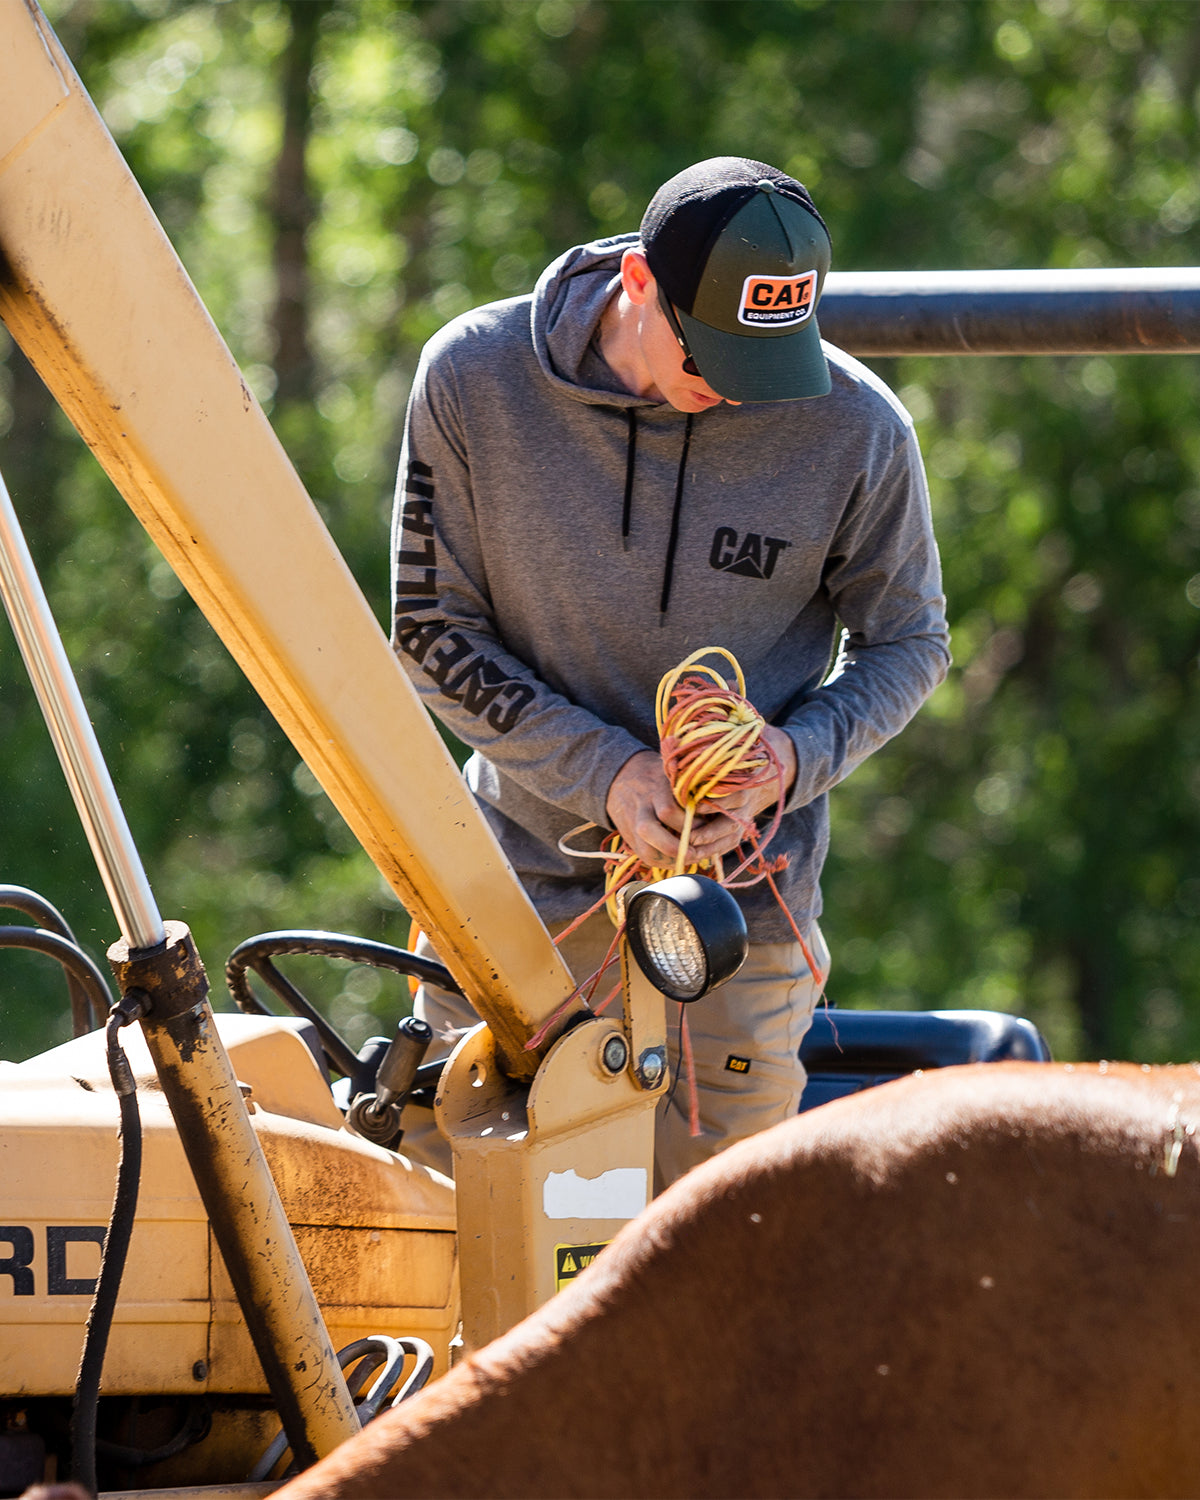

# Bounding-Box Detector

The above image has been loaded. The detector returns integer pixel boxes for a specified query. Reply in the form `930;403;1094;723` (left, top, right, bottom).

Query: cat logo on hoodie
737;270;818;328
710;526;790;580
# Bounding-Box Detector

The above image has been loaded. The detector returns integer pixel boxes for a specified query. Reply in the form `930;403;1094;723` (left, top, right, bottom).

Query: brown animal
277;1062;1200;1499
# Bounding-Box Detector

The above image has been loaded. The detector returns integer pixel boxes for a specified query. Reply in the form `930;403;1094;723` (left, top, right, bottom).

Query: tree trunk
270;0;329;407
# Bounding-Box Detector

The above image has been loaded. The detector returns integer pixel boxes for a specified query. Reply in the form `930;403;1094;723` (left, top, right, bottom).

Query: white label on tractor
542;1167;648;1221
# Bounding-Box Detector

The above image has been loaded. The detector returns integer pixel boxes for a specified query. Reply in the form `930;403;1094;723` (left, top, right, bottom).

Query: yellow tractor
1;2;1197;1495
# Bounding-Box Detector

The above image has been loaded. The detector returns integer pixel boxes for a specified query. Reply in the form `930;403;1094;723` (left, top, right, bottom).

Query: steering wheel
225;929;462;1097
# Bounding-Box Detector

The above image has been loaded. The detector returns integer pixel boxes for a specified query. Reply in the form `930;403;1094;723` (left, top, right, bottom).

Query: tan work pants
401;912;828;1193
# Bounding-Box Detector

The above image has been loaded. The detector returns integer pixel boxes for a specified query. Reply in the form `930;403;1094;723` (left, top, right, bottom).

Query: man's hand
689;726;798;859
606;730;798;867
606;750;689;866
696;725;797;822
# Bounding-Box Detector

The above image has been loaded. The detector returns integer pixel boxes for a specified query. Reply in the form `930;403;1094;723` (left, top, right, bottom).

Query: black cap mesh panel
640;157;827;313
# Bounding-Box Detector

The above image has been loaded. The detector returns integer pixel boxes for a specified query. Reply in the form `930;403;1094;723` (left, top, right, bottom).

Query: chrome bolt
639;1049;665;1086
601;1035;629;1074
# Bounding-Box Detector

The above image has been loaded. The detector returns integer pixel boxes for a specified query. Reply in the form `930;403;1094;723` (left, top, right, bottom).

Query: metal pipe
819;267;1200;356
0;463;164;950
108;924;362;1471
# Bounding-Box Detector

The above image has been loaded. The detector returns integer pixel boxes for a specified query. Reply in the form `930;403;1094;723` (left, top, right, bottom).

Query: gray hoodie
391;234;950;942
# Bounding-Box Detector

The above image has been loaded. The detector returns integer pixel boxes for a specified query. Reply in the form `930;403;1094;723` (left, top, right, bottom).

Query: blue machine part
798;1008;1052;1112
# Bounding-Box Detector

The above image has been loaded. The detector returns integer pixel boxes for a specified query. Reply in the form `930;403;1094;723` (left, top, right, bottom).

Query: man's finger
654;797;688;833
687;813;737;848
628;816;680;866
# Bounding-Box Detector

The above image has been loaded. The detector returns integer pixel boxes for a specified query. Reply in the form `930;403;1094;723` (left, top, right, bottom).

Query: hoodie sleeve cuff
590;732;656;831
780;725;811;815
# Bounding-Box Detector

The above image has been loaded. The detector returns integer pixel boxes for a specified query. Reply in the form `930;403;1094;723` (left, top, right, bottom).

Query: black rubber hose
0;906;110;1038
70;993;146;1497
402;1057;454;1110
0;884;79;939
0;924;112;1017
0;887;98;1035
95;1398;211;1467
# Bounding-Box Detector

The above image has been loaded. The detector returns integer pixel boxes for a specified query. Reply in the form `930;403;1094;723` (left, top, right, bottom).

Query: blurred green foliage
1;0;1198;1063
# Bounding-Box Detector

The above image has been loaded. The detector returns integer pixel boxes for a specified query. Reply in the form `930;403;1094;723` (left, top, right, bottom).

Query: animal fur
276;1062;1200;1499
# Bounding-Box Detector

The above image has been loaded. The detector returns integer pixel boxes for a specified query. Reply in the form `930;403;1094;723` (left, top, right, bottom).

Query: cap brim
677;307;831;402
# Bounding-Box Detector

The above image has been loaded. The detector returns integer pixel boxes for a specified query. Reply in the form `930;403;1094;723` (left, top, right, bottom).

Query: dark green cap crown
641;157;833;401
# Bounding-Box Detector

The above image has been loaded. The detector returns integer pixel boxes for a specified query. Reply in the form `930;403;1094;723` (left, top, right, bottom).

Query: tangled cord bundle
656;647;784;880
538;650;827;1105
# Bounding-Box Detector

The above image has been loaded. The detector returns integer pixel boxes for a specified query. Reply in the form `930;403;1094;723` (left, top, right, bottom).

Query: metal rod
0;463;164;950
108;923;362;1469
820;267;1200;355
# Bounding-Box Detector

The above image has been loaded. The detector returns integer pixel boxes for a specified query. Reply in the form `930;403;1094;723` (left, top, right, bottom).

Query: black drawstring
659;412;693;619
620;407;693;618
621;408;637;549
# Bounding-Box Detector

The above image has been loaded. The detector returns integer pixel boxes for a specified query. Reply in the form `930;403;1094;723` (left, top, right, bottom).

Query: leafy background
2;0;1198;1064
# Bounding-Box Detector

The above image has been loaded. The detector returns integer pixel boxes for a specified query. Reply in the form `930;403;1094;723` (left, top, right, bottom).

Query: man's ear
621;246;654;305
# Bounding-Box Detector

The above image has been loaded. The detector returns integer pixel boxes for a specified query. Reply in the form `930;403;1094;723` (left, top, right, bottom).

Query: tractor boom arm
0;0;582;1076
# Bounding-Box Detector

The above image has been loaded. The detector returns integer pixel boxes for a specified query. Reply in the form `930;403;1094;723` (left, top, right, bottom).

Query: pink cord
680;1006;701;1138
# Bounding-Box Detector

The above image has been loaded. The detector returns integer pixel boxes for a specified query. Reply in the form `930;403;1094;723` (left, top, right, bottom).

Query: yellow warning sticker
555;1241;610;1292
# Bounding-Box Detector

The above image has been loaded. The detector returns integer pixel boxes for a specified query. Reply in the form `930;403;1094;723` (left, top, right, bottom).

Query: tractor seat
798;1007;1051;1112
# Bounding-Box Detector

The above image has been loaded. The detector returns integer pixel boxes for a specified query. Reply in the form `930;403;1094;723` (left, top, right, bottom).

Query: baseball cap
640;156;833;402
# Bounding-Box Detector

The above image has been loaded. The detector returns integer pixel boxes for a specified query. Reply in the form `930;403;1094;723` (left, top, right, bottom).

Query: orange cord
407;927;423;1001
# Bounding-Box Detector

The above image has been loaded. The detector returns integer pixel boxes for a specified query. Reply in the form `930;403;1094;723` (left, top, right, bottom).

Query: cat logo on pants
738;270;817;327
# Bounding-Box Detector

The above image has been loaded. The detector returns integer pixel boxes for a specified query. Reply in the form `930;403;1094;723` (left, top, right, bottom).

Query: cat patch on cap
738;271;818;328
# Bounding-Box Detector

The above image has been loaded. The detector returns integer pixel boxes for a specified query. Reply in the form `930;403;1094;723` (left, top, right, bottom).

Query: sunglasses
656;286;702;377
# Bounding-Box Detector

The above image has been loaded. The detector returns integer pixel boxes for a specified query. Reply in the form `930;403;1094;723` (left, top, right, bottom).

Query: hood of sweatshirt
529;232;700;613
530;233;651;408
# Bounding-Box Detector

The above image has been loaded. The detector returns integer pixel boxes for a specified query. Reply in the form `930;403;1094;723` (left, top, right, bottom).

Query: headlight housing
624;875;748;1003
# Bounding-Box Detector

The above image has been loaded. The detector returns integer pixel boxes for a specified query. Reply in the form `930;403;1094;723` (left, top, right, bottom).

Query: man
391;156;950;1188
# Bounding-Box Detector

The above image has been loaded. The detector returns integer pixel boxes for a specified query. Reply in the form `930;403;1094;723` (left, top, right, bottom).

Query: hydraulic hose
0;885;102;1034
94;1398;210;1468
0;922;112;1032
70;991;146;1497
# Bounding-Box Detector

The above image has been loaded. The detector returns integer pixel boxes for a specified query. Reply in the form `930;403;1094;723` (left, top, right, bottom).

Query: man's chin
673;389;725;413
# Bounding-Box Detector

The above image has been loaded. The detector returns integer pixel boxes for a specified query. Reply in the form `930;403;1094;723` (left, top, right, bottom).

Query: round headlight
625;875;748;1003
